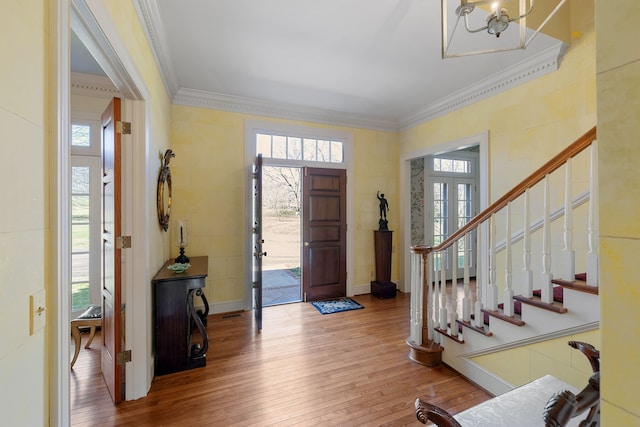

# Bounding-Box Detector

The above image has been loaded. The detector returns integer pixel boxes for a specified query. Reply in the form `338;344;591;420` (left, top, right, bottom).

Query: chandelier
441;0;568;58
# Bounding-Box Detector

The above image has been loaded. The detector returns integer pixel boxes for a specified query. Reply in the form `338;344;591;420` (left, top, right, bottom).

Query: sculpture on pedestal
372;190;396;298
377;191;389;231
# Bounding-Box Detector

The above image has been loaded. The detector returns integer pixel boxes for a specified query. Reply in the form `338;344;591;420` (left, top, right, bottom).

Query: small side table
152;256;209;375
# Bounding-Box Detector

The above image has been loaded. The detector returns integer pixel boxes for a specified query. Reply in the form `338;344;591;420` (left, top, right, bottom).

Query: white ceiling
72;0;566;131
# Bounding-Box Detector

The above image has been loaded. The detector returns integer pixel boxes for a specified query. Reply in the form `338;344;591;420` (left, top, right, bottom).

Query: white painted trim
69;0;153;403
398;44;567;130
399;132;489;294
176;88;398;132
53;1;72;425
211;300;246;315
132;0;179;97
70;72;119;98
244;120;355;311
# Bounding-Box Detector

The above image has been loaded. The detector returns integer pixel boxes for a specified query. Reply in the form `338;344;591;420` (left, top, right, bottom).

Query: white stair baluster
426;252;434;341
474;228;484;328
541;175;553;303
440;252;448;331
523;189;533;297
463;232;471;322
487;214;498;310
410;252;422;345
450;241;458;337
586;140;599;287
561;157;576;281
434;252;441;343
503;202;514;316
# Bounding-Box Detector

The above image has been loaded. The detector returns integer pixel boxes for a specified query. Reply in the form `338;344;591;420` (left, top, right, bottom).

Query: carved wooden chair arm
415;398;463;427
568;340;600;373
542;372;600;427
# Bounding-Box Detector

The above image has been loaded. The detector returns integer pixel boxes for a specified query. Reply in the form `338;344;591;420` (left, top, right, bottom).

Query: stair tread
532;286;564;303
434;326;465;343
551;278;599;295
458;318;493;337
513;295;568;313
481;307;525;326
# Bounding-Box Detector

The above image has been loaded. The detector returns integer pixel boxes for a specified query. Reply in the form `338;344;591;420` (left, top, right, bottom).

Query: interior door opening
262;166;302;306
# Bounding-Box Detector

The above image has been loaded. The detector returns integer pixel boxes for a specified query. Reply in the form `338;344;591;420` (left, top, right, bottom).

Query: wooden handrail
411;126;597;255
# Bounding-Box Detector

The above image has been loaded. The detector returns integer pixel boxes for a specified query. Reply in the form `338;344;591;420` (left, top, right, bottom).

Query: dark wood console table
152;256;209;375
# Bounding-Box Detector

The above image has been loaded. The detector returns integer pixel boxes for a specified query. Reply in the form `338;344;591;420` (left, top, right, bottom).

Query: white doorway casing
399;132;489;295
244;120;355;311
56;1;153;424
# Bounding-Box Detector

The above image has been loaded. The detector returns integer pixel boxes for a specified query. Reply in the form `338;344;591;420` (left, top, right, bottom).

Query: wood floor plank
71;292;490;426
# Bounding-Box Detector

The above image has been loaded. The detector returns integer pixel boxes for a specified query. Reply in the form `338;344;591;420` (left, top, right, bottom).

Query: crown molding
173;88;399;132
70;72;120;97
133;0;567;133
133;0;179;97
398;43;567;131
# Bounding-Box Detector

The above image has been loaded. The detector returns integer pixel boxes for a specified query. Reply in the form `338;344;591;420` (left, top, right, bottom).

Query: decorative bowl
167;263;191;273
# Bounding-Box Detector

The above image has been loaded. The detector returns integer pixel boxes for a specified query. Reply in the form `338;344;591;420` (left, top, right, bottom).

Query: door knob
304;242;309;247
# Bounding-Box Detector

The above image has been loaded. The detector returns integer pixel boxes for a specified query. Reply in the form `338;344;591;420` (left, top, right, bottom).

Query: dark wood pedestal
152;256;209;376
371;230;397;298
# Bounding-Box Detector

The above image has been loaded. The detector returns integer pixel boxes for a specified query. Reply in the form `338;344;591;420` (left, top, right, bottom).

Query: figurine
377;191;389;231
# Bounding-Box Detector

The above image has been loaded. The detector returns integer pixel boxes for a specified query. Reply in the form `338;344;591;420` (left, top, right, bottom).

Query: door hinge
116;236;132;249
116;121;132;135
117;349;132;365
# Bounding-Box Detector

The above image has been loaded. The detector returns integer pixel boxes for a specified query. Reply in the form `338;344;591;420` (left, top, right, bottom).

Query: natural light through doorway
262;166;302;306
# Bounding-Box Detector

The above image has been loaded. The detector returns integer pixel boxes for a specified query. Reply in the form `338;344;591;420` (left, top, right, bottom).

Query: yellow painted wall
471;330;601;388
595;1;640;424
170;105;398;306
0;1;49;425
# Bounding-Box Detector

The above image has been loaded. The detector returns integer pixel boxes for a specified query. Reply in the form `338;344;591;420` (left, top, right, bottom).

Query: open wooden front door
252;154;264;330
101;97;123;403
302;168;346;301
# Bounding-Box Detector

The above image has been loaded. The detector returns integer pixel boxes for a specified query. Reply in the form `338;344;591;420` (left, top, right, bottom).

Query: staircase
407;127;599;395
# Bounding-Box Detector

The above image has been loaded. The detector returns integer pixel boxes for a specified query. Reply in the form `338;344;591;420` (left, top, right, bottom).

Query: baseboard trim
211;299;245;314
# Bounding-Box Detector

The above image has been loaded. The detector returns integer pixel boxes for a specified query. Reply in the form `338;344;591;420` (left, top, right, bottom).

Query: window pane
72;125;91;147
72;195;90;222
287;137;302;160
256;133;272;157
303;138;317;161
317;140;330;162
72;253;89;282
72;224;90;252
433;157;471;173
330;141;343;163
272;135;287;159
72;282;90;310
72;166;90;193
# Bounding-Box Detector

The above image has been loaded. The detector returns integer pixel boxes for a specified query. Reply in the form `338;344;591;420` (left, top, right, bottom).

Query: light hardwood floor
70;292;490;426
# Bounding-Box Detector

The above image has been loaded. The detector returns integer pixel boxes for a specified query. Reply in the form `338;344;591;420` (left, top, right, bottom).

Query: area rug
311;297;364;315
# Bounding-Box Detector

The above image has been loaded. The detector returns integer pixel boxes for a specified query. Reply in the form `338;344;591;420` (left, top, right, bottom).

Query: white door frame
244;120;355;311
399;132;489;294
54;1;152;424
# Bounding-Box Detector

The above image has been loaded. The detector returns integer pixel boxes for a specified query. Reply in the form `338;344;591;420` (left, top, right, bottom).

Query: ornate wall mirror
157;149;175;231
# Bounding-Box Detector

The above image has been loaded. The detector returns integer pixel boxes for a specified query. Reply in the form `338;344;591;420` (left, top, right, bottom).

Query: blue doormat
311;297;364;315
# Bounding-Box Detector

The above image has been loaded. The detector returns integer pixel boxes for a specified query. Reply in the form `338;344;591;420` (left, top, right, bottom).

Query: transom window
72;124;91;147
257;133;344;163
433;157;472;174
